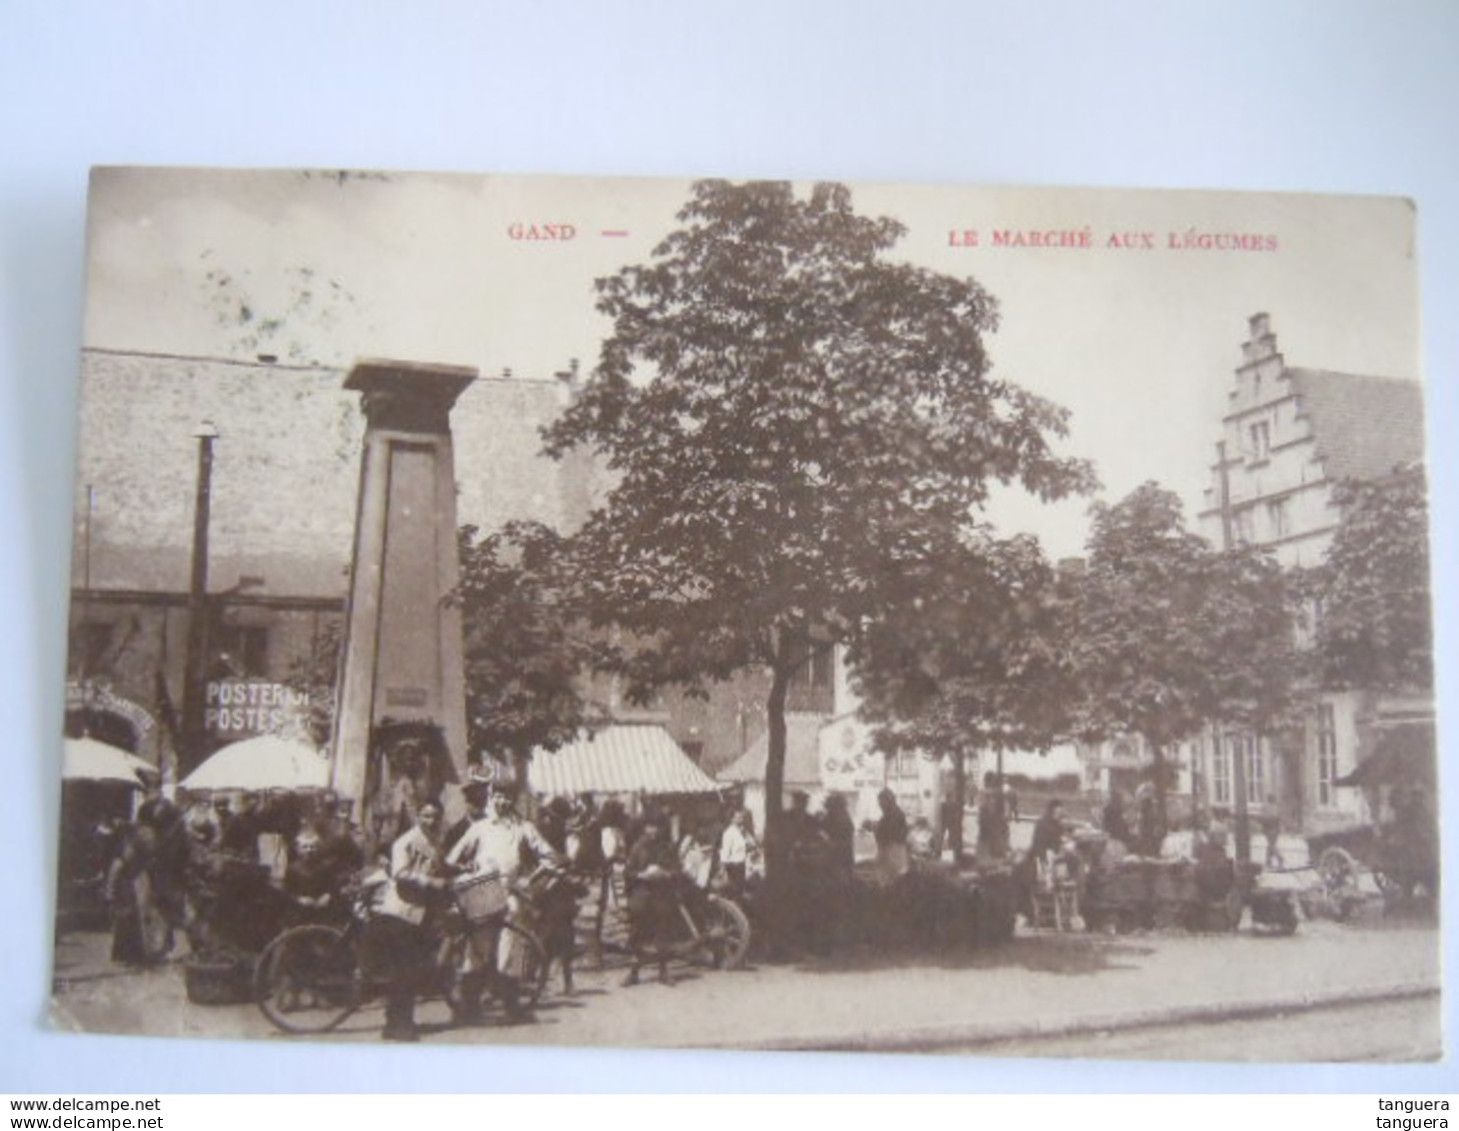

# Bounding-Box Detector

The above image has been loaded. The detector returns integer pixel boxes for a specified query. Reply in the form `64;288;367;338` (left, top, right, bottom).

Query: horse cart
1308;821;1439;917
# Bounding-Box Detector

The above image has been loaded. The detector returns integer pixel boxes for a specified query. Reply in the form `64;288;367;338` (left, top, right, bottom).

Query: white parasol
62;736;156;788
181;734;330;793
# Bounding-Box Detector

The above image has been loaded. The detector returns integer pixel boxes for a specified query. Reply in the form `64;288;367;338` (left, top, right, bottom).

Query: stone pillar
330;359;476;848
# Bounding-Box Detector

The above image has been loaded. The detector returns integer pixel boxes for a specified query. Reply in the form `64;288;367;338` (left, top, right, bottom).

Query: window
1266;498;1290;539
608;674;666;716
788;643;835;711
789;644;834;693
1233;507;1256;545
1249;420;1271;461
1188;737;1204;798
1212;737;1232;805
215;624;269;677
1244;735;1265;805
1316;704;1338;807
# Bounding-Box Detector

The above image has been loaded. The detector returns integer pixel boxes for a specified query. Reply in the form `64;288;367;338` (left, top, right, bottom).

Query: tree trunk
1152;741;1169;837
511;749;535;819
762;659;792;885
951;747;967;865
1233;732;1252;864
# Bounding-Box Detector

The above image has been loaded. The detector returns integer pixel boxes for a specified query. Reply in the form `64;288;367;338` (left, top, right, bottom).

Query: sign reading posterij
204;680;310;738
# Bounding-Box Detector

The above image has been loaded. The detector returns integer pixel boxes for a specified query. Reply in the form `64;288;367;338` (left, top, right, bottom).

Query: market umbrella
62;736;155;788
180;734;330;792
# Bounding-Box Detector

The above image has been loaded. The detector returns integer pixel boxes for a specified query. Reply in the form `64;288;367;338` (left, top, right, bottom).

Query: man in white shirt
445;782;563;1022
718;809;757;895
359;799;449;1042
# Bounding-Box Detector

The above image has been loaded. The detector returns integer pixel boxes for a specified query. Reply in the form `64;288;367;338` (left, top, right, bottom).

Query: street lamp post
179;421;218;779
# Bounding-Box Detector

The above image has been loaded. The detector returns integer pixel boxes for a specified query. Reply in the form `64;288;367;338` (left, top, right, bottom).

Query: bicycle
623;873;752;977
254;875;548;1035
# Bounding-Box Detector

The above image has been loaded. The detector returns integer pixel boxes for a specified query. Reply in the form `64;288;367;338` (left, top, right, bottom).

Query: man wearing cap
446;781;563;1022
444;766;494;855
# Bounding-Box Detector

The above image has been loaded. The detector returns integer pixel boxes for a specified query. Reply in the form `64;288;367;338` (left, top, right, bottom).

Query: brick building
65;349;618;778
66;348;817;789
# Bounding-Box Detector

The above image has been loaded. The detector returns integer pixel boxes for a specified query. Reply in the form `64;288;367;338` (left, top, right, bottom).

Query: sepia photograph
48;167;1438;1061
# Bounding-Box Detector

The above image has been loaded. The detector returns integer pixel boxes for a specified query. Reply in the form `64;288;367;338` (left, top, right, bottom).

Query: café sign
818;719;883;791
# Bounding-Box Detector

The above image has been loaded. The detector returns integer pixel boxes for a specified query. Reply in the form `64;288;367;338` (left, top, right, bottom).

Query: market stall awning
717;713;826;788
528;724;720;796
1335;721;1437;790
63;736;156;788
180;734;330;792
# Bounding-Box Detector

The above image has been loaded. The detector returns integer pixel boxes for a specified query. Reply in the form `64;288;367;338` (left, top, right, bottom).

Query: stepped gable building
1192;314;1428;834
1198;313;1424;569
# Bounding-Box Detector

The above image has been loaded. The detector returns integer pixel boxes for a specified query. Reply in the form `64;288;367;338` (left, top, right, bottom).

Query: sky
82;168;1421;562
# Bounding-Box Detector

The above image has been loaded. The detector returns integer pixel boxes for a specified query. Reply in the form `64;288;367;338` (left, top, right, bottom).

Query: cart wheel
698;895;752;970
254;924;362;1034
1318;847;1362;916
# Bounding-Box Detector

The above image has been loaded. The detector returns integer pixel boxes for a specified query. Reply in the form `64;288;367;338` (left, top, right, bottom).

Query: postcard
52;168;1436;1059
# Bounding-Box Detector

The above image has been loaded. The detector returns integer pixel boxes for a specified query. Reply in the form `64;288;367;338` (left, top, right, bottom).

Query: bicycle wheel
499;921;548;1008
254;923;363;1034
700;894;751;970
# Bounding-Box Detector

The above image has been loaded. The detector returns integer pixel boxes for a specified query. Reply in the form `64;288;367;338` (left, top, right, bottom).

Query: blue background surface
2;0;1455;1094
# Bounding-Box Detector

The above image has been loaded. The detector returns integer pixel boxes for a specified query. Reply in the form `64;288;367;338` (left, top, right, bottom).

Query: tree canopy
1308;465;1432;694
852;530;1077;758
542;180;1093;875
453;521;608;768
1070;482;1296;823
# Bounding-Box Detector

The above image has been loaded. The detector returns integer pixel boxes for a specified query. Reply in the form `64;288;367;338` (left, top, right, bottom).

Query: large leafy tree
1071;483;1296;836
454;521;608;777
851;531;1078;859
1309;465;1432;694
543;180;1092;877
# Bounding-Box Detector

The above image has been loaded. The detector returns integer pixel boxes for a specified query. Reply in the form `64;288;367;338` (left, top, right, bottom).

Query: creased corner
47;990;88;1034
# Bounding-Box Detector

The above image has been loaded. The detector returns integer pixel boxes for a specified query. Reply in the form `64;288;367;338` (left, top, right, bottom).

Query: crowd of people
83;769;781;1041
83;773;1001;1041
345;770;791;1040
98;788;366;967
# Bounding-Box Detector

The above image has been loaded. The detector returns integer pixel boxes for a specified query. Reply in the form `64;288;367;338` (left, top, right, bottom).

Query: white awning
529;724;721;796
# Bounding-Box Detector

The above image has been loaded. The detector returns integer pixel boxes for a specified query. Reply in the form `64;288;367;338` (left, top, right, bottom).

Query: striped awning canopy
528;724;721;797
717;713;826;788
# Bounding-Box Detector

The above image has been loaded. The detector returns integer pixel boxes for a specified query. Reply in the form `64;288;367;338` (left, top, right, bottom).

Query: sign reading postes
205;680;310;738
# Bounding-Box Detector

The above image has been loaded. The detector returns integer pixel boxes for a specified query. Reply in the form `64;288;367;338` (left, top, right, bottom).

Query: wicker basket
454;873;509;923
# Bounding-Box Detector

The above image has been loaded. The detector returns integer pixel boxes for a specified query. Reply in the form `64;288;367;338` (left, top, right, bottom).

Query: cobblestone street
49;910;1440;1058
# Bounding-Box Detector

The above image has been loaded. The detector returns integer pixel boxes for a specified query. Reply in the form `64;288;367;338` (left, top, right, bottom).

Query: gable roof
1287;369;1425;484
716;713;826;787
